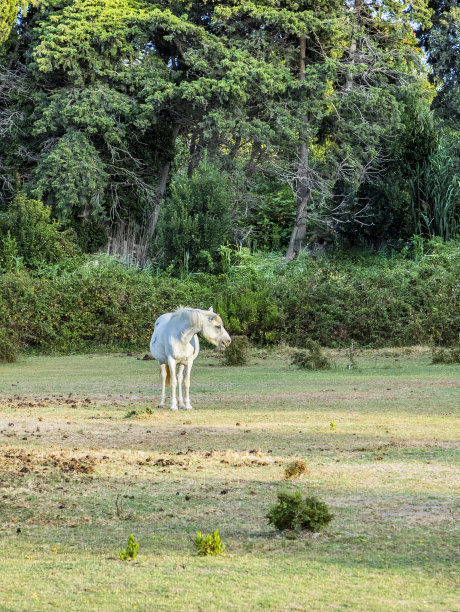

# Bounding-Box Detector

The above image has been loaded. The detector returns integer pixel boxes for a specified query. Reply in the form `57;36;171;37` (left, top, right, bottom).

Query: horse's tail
165;365;171;387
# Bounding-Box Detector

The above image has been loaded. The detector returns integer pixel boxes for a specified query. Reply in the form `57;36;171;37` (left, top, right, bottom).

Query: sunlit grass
0;349;459;611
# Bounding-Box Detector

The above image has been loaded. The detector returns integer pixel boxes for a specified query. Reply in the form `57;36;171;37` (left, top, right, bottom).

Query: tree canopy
0;0;458;266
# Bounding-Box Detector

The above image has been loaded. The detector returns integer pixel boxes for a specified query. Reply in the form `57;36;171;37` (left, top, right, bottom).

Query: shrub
0;328;18;363
0;194;76;270
267;491;333;532
156;161;233;272
291;340;331;370
118;534;139;560
223;335;249;366
195;529;226;556
431;347;460;364
284;460;308;480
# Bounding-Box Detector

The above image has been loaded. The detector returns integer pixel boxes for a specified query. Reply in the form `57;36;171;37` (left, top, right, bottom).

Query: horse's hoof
158;403;166;409
170;404;178;411
184;404;193;410
178;402;186;409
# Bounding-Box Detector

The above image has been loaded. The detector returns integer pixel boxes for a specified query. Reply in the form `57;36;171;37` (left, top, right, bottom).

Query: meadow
0;348;459;611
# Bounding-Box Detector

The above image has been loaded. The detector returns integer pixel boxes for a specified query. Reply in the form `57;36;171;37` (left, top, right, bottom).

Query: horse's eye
216;325;222;329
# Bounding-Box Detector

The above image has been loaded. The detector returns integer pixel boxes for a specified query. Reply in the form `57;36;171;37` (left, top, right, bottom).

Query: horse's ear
208;314;218;321
208;306;214;312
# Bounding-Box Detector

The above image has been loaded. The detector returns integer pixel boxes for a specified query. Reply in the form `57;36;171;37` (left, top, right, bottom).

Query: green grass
0;348;459;611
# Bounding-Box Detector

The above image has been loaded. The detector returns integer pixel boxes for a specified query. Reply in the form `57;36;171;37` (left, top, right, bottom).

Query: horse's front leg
177;364;185;409
168;357;178;410
184;358;194;410
159;364;168;408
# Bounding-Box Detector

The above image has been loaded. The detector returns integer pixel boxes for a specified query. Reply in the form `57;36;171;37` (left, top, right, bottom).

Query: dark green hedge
0;241;458;355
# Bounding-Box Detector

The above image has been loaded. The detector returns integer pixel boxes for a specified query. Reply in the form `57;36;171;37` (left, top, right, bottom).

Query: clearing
0;348;459;611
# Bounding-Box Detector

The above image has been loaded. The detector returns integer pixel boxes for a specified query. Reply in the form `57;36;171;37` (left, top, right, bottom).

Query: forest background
0;0;458;357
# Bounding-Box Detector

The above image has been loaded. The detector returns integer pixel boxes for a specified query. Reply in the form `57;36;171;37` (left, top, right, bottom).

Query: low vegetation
195;530;226;556
431;346;460;364
291;340;332;370
0;239;458;358
284;460;308;480
267;491;334;533
118;534;139;561
223;335;250;366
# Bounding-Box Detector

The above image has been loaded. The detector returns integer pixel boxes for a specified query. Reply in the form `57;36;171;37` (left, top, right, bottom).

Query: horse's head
200;309;231;350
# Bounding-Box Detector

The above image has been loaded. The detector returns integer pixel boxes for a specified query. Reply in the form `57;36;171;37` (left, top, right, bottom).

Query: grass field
0;348;459;611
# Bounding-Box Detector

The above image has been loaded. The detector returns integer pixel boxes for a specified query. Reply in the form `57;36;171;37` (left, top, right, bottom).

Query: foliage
118;534;139;561
417;1;460;124
195;530;226;556
223;335;249;366
0;241;458;355
0;0;453;257
291;340;331;370
156;161;233;272
431;346;460;364
284;461;308;480
409;139;460;241
0;327;18;363
267;491;333;532
0;194;76;270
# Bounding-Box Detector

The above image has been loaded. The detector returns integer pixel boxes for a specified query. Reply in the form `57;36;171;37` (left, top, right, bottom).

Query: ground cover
0;348;459;611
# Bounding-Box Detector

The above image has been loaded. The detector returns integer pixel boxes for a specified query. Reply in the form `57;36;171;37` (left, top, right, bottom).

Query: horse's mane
173;307;204;329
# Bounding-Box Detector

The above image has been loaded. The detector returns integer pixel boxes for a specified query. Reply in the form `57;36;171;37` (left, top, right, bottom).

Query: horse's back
150;311;199;363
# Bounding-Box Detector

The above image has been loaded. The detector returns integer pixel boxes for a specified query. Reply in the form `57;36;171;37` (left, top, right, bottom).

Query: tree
156;160;233;271
417;0;460;124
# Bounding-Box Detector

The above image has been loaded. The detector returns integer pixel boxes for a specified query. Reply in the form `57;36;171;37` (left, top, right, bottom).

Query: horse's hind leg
177;364;185;409
159;364;168;408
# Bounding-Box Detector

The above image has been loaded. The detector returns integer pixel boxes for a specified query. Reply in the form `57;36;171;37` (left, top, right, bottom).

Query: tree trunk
286;34;311;260
143;123;180;240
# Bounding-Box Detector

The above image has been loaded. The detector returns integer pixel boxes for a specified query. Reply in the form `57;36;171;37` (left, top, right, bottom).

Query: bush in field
195;530;226;556
118;534;139;560
223;335;249;365
291;340;331;370
431;347;460;364
267;491;333;532
284;460;308;480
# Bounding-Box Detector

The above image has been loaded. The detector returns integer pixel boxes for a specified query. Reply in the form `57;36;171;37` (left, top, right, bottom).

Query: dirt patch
0;448;101;474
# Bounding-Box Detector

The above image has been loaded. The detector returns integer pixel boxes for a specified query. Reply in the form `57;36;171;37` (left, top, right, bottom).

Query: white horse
149;307;231;410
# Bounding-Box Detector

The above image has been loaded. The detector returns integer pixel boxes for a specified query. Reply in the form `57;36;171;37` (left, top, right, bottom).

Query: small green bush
267;491;333;532
195;529;226;556
223;335;249;366
284;460;308;480
291;340;331;370
118;534;139;561
0;328;18;363
431;347;460;364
